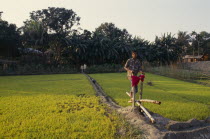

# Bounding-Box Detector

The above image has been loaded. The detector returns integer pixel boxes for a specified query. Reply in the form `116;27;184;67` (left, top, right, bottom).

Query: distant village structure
183;54;209;63
0;59;18;71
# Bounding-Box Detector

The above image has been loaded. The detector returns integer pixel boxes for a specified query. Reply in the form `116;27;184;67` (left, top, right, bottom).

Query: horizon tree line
0;7;210;67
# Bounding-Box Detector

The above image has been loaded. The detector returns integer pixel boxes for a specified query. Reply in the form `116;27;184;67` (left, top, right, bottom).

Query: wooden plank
139;99;161;105
126;92;131;97
136;101;155;123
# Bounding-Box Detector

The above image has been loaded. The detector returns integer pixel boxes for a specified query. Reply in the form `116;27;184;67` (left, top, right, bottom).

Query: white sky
0;0;210;41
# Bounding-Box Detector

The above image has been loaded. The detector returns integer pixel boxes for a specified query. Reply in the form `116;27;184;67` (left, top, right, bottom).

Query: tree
25;7;81;63
176;31;190;56
199;31;210;55
91;22;132;64
29;7;80;35
0;19;21;58
154;33;180;65
64;30;91;65
21;20;48;52
131;37;149;61
0;11;3;21
189;31;206;56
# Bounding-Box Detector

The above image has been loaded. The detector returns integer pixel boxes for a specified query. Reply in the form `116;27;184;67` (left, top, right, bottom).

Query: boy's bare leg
130;92;133;99
128;92;134;102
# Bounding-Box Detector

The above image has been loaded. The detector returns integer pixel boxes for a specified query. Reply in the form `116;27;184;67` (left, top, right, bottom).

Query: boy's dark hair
132;50;137;54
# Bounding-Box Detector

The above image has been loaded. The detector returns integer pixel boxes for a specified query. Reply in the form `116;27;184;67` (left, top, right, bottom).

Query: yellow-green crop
0;74;138;138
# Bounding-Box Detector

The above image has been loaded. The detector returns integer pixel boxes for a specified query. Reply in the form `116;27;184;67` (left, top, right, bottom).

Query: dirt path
85;74;210;139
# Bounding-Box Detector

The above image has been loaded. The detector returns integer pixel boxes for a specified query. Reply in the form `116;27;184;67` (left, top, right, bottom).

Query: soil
85;74;210;139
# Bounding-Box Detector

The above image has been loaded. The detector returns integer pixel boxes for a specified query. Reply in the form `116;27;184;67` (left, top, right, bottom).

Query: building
183;54;209;62
0;59;18;71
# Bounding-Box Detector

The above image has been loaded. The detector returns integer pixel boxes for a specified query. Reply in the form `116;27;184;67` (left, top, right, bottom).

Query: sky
0;0;210;41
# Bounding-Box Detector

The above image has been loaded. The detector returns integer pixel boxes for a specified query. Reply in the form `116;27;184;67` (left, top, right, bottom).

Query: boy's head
132;50;137;59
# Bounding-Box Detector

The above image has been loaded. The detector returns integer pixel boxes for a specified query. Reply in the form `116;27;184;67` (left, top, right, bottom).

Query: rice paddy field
90;73;210;121
196;79;210;86
0;74;137;138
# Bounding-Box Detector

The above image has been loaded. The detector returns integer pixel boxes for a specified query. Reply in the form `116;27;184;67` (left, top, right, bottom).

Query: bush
85;64;124;74
0;64;78;75
0;63;125;75
144;64;209;81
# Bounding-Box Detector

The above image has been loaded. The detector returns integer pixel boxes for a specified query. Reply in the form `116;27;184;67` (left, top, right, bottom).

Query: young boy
124;51;142;102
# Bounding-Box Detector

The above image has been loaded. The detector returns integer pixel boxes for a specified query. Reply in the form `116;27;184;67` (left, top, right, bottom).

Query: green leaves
0;20;21;58
30;7;80;35
2;7;210;65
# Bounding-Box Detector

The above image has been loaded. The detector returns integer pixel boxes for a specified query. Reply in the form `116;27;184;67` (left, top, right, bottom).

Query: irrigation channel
84;73;210;139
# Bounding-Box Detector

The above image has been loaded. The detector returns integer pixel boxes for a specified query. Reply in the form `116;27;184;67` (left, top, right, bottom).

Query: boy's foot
126;92;131;97
128;98;134;103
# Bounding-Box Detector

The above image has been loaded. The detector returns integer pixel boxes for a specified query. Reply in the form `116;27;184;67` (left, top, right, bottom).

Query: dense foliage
0;20;21;58
1;7;210;66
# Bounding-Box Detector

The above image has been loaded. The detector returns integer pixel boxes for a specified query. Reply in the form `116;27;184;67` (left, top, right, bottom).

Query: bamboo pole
126;92;131;97
139;99;161;105
126;92;157;124
139;81;143;100
132;87;135;108
136;101;155;123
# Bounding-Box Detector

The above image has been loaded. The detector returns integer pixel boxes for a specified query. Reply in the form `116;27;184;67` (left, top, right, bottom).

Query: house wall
203;55;209;61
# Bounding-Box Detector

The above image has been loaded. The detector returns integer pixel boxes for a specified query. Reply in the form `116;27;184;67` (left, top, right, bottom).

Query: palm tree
21;20;48;52
154;33;179;65
190;31;203;56
176;31;190;61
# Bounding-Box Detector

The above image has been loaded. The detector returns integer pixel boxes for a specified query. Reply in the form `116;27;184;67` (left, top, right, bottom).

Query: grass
144;65;209;80
90;73;210;121
196;80;210;86
0;74;139;138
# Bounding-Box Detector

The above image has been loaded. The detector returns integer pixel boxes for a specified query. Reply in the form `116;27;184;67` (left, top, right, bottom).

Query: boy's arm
124;67;132;73
124;59;132;73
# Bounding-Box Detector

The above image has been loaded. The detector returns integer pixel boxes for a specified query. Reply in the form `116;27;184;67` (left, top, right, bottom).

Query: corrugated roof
0;59;18;64
183;55;204;59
